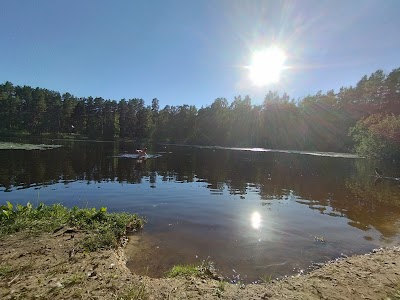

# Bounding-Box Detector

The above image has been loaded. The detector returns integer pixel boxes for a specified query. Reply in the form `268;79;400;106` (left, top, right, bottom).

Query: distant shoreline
161;143;362;158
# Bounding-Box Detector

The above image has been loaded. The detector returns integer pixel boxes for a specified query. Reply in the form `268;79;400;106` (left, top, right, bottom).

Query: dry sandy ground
1;229;400;300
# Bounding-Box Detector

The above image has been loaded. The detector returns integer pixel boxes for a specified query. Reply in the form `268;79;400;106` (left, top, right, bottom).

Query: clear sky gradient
1;0;399;108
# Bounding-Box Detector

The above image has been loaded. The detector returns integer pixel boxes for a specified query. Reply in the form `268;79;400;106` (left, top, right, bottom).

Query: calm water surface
1;140;400;282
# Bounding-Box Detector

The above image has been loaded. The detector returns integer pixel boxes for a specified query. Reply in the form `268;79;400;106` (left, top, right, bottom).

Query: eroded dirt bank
1;230;399;299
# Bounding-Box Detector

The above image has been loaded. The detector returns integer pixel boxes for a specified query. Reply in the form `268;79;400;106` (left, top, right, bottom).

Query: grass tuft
260;274;272;283
63;273;85;288
165;257;221;280
165;264;199;278
117;282;148;300
0;264;13;278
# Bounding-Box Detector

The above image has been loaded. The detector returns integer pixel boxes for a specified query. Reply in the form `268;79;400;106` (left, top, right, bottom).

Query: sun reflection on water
251;211;261;229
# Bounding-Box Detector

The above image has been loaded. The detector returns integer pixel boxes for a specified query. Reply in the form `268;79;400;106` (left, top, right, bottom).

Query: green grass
117;283;148;300
165;257;221;279
0;264;13;278
165;264;199;278
0;202;145;251
0;262;34;280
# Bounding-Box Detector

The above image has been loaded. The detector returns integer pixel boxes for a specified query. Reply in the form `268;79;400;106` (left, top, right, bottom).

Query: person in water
136;147;148;156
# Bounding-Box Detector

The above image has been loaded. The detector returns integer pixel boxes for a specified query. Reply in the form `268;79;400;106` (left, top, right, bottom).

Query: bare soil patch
1;230;399;299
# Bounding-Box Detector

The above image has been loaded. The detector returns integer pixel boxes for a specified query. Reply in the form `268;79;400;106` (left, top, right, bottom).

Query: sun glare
251;211;261;229
249;46;287;86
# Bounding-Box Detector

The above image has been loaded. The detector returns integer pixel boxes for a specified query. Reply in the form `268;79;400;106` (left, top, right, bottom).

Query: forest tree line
0;68;399;159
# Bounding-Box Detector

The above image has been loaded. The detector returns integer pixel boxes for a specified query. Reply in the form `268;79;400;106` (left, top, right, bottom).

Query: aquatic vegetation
165;257;222;280
0;202;145;250
165;264;199;278
0;142;62;150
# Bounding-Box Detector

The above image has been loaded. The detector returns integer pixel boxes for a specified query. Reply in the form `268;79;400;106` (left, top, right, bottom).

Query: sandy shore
1;229;399;299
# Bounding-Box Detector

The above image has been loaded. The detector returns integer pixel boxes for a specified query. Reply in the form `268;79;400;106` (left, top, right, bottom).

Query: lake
1;139;400;283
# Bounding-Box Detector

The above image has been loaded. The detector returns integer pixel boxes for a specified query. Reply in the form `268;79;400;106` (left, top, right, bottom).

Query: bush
349;114;400;160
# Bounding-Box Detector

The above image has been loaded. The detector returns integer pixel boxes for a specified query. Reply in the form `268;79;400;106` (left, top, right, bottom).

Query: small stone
109;263;116;269
87;271;97;277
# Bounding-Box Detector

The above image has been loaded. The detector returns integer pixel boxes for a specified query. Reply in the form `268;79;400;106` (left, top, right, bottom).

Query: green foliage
0;202;145;250
165;257;220;279
0;201;68;234
165;264;199;278
350;114;400;159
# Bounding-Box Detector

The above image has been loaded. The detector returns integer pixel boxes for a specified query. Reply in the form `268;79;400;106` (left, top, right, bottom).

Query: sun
248;46;287;86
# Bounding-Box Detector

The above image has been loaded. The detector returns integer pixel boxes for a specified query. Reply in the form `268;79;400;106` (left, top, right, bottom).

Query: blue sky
0;0;399;108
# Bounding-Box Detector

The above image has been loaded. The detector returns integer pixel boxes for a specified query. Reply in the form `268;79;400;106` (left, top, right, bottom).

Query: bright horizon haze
0;0;399;108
